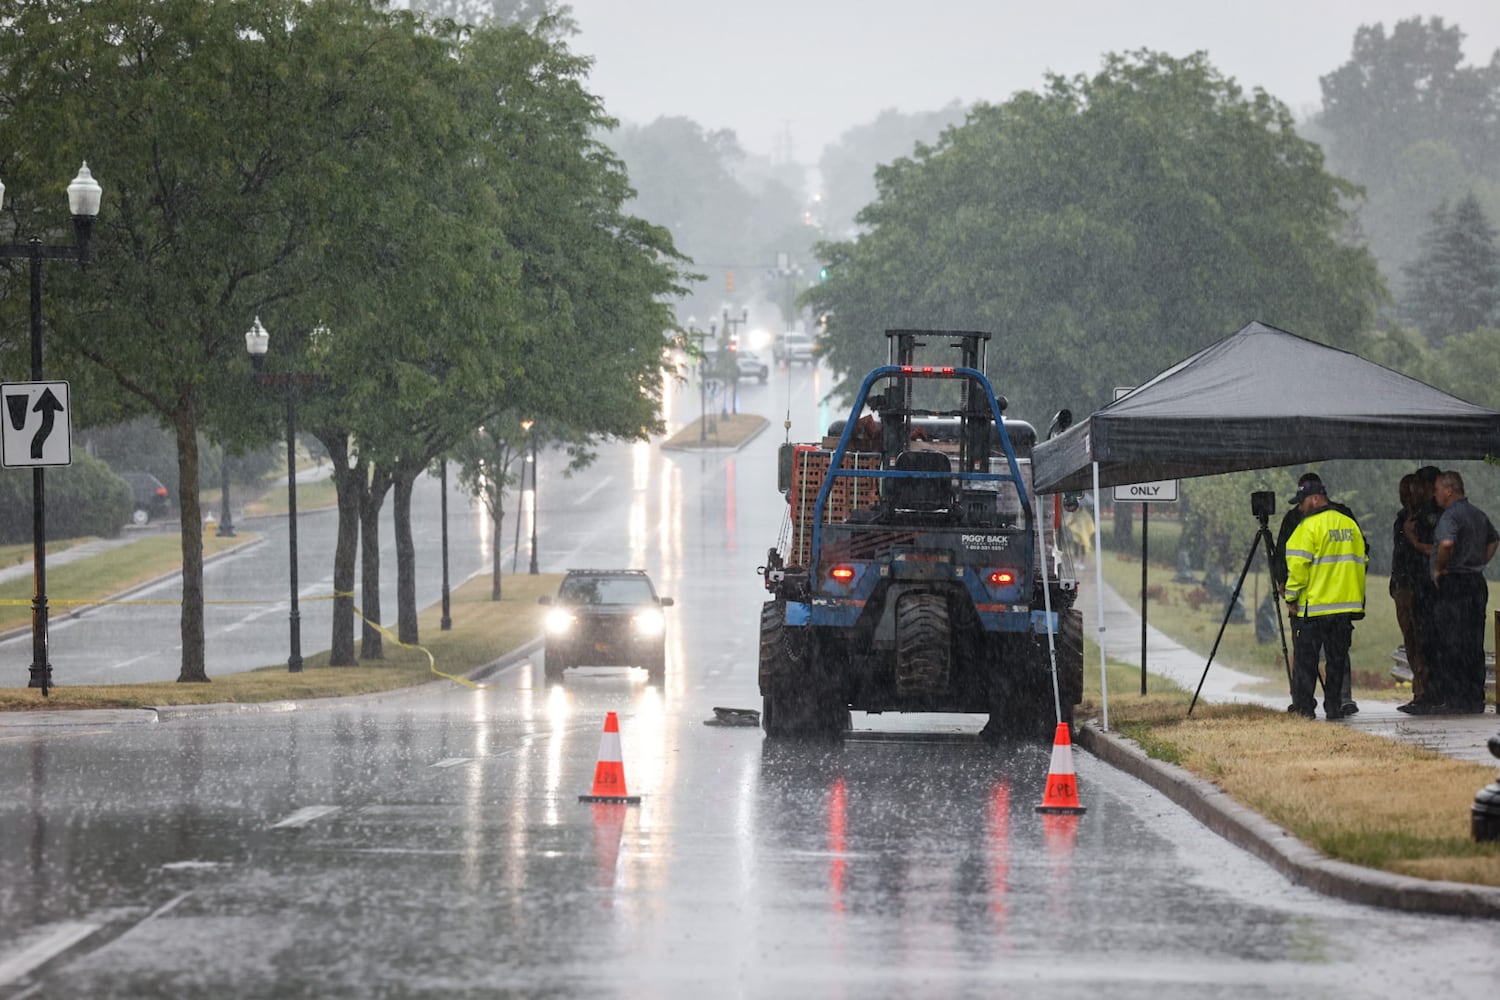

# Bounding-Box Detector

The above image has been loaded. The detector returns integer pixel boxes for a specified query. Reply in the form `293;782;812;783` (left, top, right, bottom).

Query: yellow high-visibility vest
1284;506;1368;617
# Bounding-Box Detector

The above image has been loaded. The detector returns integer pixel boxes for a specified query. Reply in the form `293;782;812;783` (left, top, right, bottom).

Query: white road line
568;476;613;506
0;921;102;986
269;805;341;829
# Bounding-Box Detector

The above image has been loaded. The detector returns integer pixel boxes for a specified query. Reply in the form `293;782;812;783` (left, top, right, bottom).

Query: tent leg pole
1094;461;1108;731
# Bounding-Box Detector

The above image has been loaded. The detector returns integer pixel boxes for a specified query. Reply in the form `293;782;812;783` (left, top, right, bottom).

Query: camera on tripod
1250;490;1277;518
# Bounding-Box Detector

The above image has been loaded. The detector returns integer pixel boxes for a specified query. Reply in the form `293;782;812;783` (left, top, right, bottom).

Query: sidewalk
1074;574;1500;765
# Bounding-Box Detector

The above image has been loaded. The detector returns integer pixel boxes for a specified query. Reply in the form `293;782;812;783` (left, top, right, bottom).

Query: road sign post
1111;387;1180;694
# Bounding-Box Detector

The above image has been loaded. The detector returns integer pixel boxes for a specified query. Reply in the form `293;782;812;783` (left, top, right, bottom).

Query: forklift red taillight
988;571;1015;586
830;566;856;583
898;365;955;375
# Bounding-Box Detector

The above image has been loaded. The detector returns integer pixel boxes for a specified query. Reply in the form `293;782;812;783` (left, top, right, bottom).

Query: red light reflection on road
987;781;1010;929
828;777;847;912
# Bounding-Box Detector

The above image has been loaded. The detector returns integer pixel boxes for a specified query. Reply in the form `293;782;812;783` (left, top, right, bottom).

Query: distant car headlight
633;607;665;636
544;608;576;635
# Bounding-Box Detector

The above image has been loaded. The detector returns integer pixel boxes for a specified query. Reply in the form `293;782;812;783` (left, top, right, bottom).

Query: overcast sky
564;1;1500;163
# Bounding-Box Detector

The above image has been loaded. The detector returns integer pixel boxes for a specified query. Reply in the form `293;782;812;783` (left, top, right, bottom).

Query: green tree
607;116;814;322
1401;194;1500;342
0;0;471;681
817;103;970;239
1314;16;1500;278
452;417;530;601
805;51;1385;424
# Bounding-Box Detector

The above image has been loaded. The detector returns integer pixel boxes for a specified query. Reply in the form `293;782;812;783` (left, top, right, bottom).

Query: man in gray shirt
1431;471;1499;714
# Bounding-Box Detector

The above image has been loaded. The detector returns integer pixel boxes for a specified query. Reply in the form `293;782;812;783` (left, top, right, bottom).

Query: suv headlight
544;608;576;635
633;607;665;636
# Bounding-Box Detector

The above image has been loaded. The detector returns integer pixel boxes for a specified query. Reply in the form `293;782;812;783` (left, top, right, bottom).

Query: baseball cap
1288;479;1327;505
1287;472;1323;506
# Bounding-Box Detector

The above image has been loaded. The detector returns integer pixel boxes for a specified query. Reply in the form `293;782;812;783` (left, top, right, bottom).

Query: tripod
1189;512;1292;715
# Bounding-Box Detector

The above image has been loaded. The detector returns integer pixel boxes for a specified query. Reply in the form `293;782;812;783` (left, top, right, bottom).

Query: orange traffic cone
579;712;642;804
1035;721;1087;814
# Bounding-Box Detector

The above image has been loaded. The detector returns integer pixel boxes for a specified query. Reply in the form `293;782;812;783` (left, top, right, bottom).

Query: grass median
660;412;767;450
0;532;253;635
0;571;560;711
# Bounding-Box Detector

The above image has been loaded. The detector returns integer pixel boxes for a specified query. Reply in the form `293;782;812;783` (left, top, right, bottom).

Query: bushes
0;452;132;543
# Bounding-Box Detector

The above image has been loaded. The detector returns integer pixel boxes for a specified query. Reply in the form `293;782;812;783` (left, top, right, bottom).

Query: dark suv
120;472;172;525
538;569;672;683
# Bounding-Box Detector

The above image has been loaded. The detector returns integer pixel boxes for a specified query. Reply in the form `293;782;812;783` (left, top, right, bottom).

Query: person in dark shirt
1389;474;1430;710
1272;472;1361;715
1428;471;1499;714
1400;466;1445;714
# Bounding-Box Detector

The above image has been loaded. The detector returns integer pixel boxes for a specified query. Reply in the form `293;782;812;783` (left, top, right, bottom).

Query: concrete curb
0;638;546;727
1077;720;1500;918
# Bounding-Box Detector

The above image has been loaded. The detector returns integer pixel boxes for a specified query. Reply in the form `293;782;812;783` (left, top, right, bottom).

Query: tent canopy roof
1031;321;1500;494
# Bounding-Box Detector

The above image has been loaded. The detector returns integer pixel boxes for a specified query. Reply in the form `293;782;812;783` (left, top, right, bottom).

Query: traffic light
725;269;735;292
818;265;830;283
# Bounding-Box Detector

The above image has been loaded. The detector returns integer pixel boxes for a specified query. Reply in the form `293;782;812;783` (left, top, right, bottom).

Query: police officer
1283;478;1368;720
1273;471;1363;715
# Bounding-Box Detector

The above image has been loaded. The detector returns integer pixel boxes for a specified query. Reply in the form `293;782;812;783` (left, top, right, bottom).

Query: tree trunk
491;507;503;601
394;471;418;644
174;407;208;682
321;430;359;666
359;465;391;660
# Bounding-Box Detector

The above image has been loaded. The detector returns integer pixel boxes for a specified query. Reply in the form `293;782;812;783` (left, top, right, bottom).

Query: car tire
645;647;665;685
132;508;150;526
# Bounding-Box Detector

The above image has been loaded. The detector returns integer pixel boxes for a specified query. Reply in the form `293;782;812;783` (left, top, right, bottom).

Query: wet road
2;361;1498;997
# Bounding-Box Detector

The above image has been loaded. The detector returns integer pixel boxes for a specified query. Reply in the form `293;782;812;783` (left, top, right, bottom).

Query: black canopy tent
1031;321;1500;494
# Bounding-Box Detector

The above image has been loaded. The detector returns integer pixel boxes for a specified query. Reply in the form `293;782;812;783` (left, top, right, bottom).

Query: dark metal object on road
0;163;103;697
704;706;761;727
1474;731;1500;842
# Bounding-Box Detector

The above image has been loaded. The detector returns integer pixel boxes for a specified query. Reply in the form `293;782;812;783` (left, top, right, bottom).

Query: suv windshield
559;576;656;605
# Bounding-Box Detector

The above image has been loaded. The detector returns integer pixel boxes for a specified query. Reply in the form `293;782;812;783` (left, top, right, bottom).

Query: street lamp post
722;307;748;415
687;316;708;442
439;458;452;630
245;316;327;673
522;419;539;574
707;320;720;432
0;163;103;696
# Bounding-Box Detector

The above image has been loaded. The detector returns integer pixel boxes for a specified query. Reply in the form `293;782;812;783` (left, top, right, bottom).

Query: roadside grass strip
1088;677;1500;887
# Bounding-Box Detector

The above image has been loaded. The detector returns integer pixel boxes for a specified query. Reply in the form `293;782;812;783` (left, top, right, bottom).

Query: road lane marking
270;805;341;829
0;921;102;986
